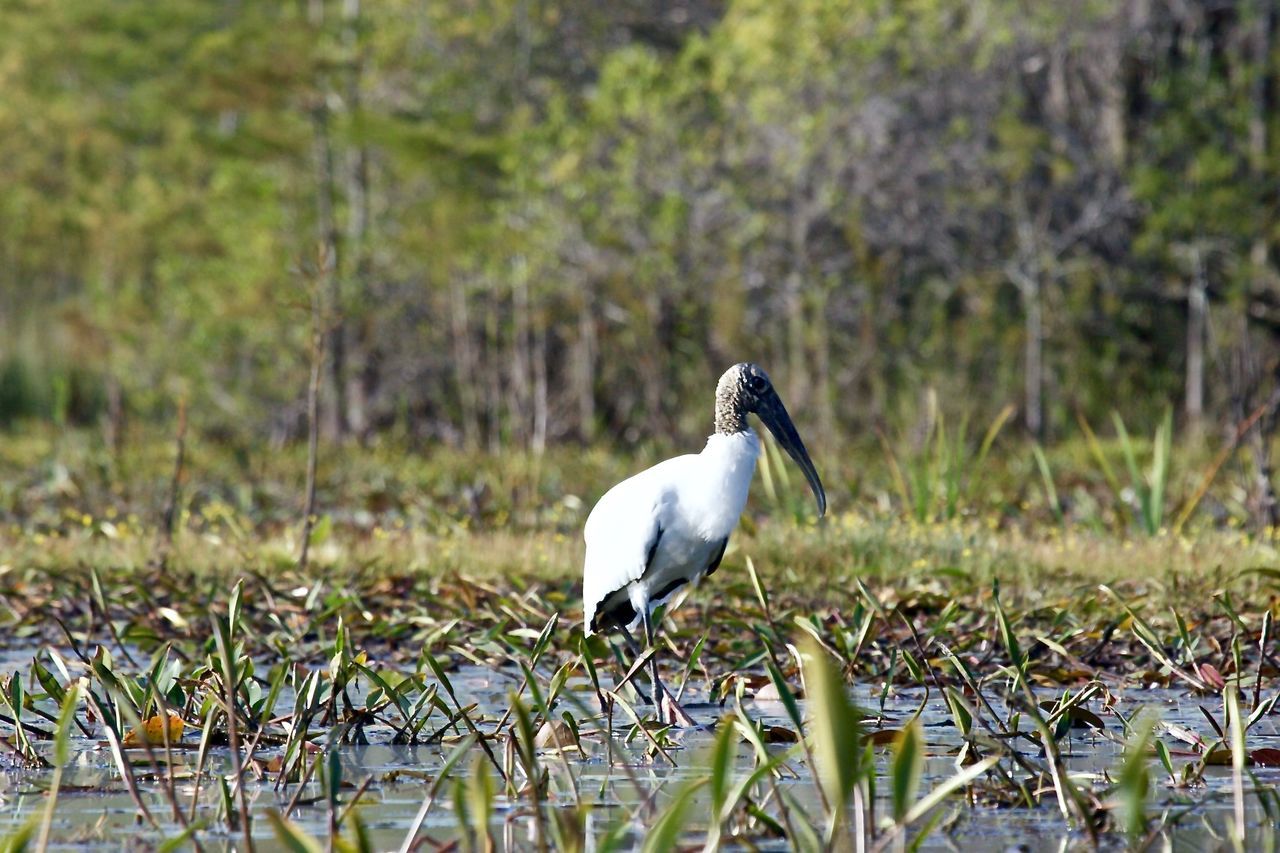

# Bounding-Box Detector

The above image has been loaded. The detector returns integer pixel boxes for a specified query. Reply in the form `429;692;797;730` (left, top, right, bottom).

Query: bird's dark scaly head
715;362;827;517
714;362;772;432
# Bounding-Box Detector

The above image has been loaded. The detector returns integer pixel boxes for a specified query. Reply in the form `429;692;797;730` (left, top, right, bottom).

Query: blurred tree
0;0;1275;454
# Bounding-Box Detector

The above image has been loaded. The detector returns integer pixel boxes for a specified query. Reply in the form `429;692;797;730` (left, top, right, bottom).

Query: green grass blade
890;722;923;823
877;430;913;520
267;810;324;853
1228;686;1247;849
963;404;1015;505
35;683;81;853
707;717;738;840
900;755;999;826
800;639;864;822
1148;408;1172;534
1079;411;1128;527
1032;445;1062;524
1117;710;1156;840
764;654;804;732
640;778;707;853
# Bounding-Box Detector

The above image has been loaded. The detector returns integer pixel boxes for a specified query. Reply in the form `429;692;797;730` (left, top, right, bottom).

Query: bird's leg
614;626;652;704
619;625;643;658
641;605;697;728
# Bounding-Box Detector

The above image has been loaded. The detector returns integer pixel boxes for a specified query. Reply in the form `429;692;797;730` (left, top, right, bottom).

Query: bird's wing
581;458;686;634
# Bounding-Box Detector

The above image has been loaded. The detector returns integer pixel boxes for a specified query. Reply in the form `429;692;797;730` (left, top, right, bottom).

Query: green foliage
267;811;324;853
1084;409;1174;536
800;638;864;829
882;404;1015;523
640;778;707;853
1031;444;1062;525
0;0;1272;449
1;513;1280;846
1116;711;1156;840
890;722;924;823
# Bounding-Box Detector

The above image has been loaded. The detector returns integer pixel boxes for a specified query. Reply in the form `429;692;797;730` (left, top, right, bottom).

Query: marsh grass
878;404;1015;525
3;520;1280;849
3;424;1280;848
1079;409;1175;536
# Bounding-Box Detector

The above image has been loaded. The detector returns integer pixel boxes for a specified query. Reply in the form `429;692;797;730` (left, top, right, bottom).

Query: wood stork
583;362;826;726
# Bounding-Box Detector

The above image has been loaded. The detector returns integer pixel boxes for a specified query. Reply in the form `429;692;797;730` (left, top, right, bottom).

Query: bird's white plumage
583;429;761;635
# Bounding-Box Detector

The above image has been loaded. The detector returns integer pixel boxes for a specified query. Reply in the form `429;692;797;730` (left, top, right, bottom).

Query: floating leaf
1197;663;1226;691
763;725;799;744
1203;747;1234;766
1039;701;1106;730
121;713;184;747
533;720;576;751
869;728;903;746
753;680;803;703
1250;748;1280;767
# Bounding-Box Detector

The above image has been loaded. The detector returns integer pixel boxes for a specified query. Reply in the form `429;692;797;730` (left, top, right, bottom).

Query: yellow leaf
122;713;184;747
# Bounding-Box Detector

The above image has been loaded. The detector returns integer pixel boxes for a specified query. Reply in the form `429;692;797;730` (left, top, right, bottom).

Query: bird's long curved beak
757;394;827;518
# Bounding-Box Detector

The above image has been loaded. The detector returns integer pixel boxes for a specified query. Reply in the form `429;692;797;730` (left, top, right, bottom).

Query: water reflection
1;662;1278;849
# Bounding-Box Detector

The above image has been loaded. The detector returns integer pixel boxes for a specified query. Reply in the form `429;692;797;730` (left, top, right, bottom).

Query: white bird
582;362;826;726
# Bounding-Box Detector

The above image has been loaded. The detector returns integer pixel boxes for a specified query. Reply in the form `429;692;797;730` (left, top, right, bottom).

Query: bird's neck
714;389;749;435
695;430;761;538
701;429;761;472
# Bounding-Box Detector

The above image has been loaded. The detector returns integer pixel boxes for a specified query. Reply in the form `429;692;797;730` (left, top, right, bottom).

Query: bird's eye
748;375;767;393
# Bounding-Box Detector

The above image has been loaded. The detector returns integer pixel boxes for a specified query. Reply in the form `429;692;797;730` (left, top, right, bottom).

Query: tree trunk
510;261;533;448
532;318;548;453
1232;320;1280;529
1185;251;1206;429
1248;0;1275;300
1012;208;1045;439
786;189;811;409
451;279;480;450
1023;275;1043;439
573;287;596;441
1099;17;1126;163
309;0;343;442
484;288;502;453
813;282;834;447
1243;0;1278;526
341;0;370;439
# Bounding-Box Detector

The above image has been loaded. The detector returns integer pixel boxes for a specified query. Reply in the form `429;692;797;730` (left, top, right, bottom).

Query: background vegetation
5;5;1280;846
2;0;1277;461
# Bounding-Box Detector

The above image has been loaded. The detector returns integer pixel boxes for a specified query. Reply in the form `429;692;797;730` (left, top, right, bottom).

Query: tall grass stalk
1115;710;1156;842
298;264;329;574
800;638;864;845
1228;686;1247;851
399;734;478;853
640;778;707;853
1031;445;1062;525
1174;397;1274;534
1082;408;1172;535
34;685;80;853
879;404;1013;524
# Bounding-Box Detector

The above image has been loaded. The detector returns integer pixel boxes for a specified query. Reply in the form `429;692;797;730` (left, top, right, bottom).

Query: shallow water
2;655;1279;850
